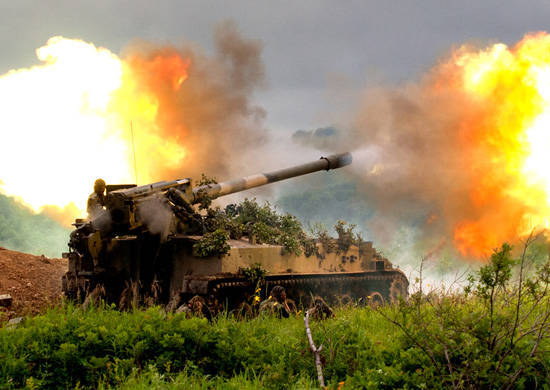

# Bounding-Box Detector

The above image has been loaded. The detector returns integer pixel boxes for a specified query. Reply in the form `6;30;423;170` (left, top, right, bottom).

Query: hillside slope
0;247;66;320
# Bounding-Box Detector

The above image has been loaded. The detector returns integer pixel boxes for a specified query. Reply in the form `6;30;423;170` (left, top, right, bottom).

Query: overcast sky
3;0;550;132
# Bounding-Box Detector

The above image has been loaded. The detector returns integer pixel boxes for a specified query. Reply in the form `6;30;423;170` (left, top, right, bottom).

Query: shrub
193;229;230;258
238;263;267;284
225;199;313;256
310;222;336;254
194;174;218;210
3;266;550;390
379;235;550;389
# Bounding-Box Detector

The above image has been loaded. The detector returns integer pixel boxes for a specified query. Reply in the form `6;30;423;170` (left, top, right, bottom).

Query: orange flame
443;33;550;256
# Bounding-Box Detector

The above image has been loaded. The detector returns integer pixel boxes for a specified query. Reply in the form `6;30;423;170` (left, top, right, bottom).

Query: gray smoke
137;196;173;241
120;21;268;182
287;83;484;265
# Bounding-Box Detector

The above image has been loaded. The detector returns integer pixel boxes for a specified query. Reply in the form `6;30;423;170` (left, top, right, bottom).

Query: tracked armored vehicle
62;153;408;309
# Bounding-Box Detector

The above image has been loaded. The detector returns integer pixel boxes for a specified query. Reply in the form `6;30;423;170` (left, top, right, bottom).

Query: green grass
1;292;549;389
100;367;319;389
0;303;401;389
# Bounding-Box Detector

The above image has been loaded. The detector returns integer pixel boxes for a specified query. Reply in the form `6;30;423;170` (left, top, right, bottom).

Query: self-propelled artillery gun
62;153;408;309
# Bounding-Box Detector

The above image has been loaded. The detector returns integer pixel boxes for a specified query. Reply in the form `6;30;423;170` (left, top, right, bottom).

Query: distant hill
0;194;69;257
276;173;373;235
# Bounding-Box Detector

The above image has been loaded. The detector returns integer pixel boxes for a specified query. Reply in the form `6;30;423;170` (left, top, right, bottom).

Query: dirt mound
0;247;67;320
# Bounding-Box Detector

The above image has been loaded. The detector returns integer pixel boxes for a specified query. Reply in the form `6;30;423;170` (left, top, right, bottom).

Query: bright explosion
2;34;550;258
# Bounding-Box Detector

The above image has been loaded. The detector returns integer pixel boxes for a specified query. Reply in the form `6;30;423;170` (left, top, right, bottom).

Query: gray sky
3;0;550;132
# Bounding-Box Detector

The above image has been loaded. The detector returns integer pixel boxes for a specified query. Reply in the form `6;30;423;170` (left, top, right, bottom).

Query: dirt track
0;247;67;321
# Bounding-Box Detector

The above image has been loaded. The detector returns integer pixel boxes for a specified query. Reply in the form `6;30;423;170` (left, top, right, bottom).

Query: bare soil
0;246;67;321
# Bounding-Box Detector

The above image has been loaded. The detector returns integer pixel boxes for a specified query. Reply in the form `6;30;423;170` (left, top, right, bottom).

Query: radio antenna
130;121;138;184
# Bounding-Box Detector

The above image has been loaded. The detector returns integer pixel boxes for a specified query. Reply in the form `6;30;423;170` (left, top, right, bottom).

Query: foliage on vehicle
238;263;267;284
309;222;336;254
194;174;218;210
199;198;326;257
192;197;369;258
334;220;363;253
193;229;230;257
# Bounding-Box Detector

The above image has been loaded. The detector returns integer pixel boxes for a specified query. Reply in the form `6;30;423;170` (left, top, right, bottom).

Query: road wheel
335;293;353;306
389;277;407;303
368;291;385;307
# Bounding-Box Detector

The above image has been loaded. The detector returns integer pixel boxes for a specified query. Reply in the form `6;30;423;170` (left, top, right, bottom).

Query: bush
225;199;315;256
187;198;365;258
193;229;230;258
3;269;550;390
238;263;267;284
379;235;550;389
194;174;218;210
1;304;384;389
310;223;336;254
334;220;357;253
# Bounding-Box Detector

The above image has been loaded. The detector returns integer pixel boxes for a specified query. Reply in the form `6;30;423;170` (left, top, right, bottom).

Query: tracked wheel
196;270;409;312
368;291;385;307
389;276;408;303
336;293;353;306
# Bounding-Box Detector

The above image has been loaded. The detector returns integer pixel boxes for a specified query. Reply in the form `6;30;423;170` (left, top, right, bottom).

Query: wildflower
338;381;345;390
254;296;260;303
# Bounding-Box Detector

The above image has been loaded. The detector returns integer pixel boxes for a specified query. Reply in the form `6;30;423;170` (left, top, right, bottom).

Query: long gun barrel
191;152;352;203
101;152;352;231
